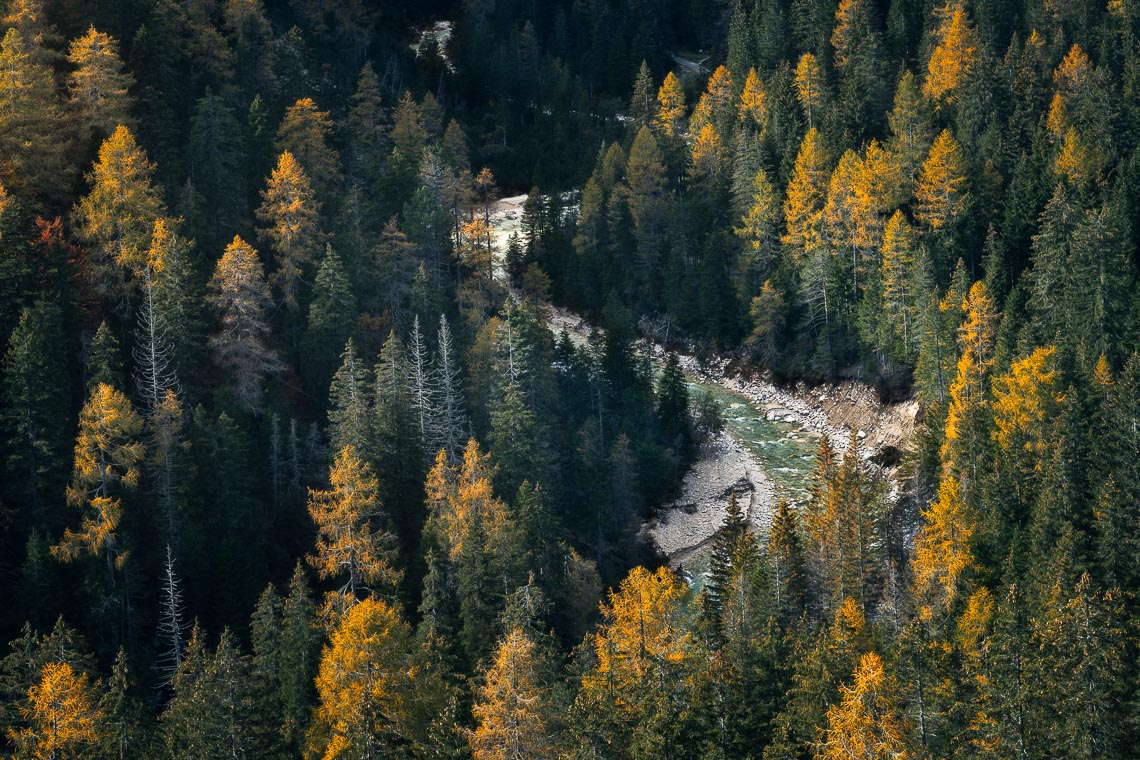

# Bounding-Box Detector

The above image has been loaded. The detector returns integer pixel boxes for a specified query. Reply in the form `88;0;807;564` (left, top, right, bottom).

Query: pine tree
147;217;204;379
248;583;286;759
257;151;323;312
432;315;468;463
769;498;808;619
207;236;281;413
86;320;123;391
188;89;246;244
705;493;752;638
304;247;357;392
66;26;133;144
2;301;69;524
279;564;318;753
163;627;255;760
629;60;657;128
99;648;147;760
877;210;918;361
886;70;933;201
793;52;826;130
73;125;166;303
327;341;372;458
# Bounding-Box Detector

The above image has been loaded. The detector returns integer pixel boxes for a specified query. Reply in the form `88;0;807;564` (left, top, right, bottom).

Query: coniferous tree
207;236;281;413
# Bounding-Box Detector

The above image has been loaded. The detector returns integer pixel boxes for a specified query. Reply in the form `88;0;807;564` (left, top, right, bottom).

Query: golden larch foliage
913;475;976;616
689;122;725;183
654;71;687;139
583;566;693;696
256;150;322;311
783;127;829;257
1046;44;1092;138
9;661;105;760
1053;126;1093;186
923;0;979;104
735;167;779;252
307;445;401;602
818;652;909;759
915;129;969;231
689;65;734;137
311;596;416;759
425;439;512;562
738;67;768;132
66;26;133;139
469;628;553;760
991;346;1063;455
794;52;825;128
54;383;145;565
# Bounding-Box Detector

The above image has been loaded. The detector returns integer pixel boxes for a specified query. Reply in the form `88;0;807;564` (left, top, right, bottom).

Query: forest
1;0;1139;757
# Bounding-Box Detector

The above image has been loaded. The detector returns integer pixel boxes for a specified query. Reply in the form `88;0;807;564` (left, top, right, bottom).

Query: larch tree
257;151;323;312
66;26;133;143
575;566;700;758
738;68;769;135
8;661;105;760
307;445;401;607
311;596;441;758
73;125;166;304
274;97;343;202
912;475;975;616
207;236;282;413
469;627;554;760
818;652;910;759
793;52;826;130
784;127;832;325
689;65;735;140
941;280;997;486
52;383;145;582
914;129;969;234
735;166;780;290
0;27;70;202
654;71;687;141
923;0;980;105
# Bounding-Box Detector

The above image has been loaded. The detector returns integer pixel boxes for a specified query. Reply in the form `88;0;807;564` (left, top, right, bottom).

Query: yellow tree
991;346;1061;457
274;97;342;199
256;150;322;312
915;129;969;233
73;125;166;302
784;128;831;323
424;441;513;562
688;123;726;190
738;67;768;134
66;26;133;142
794;52;826;129
53;383;145;576
576;566;699;756
311;597;425;758
689;65;734;138
735;167;780;290
923;0;980;105
0;27;70;202
469;627;554;760
825;149;867;293
817;652;909;759
886;70;932;199
654;71;687;139
308;445;401;606
913;475;975;617
8;661;105;760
